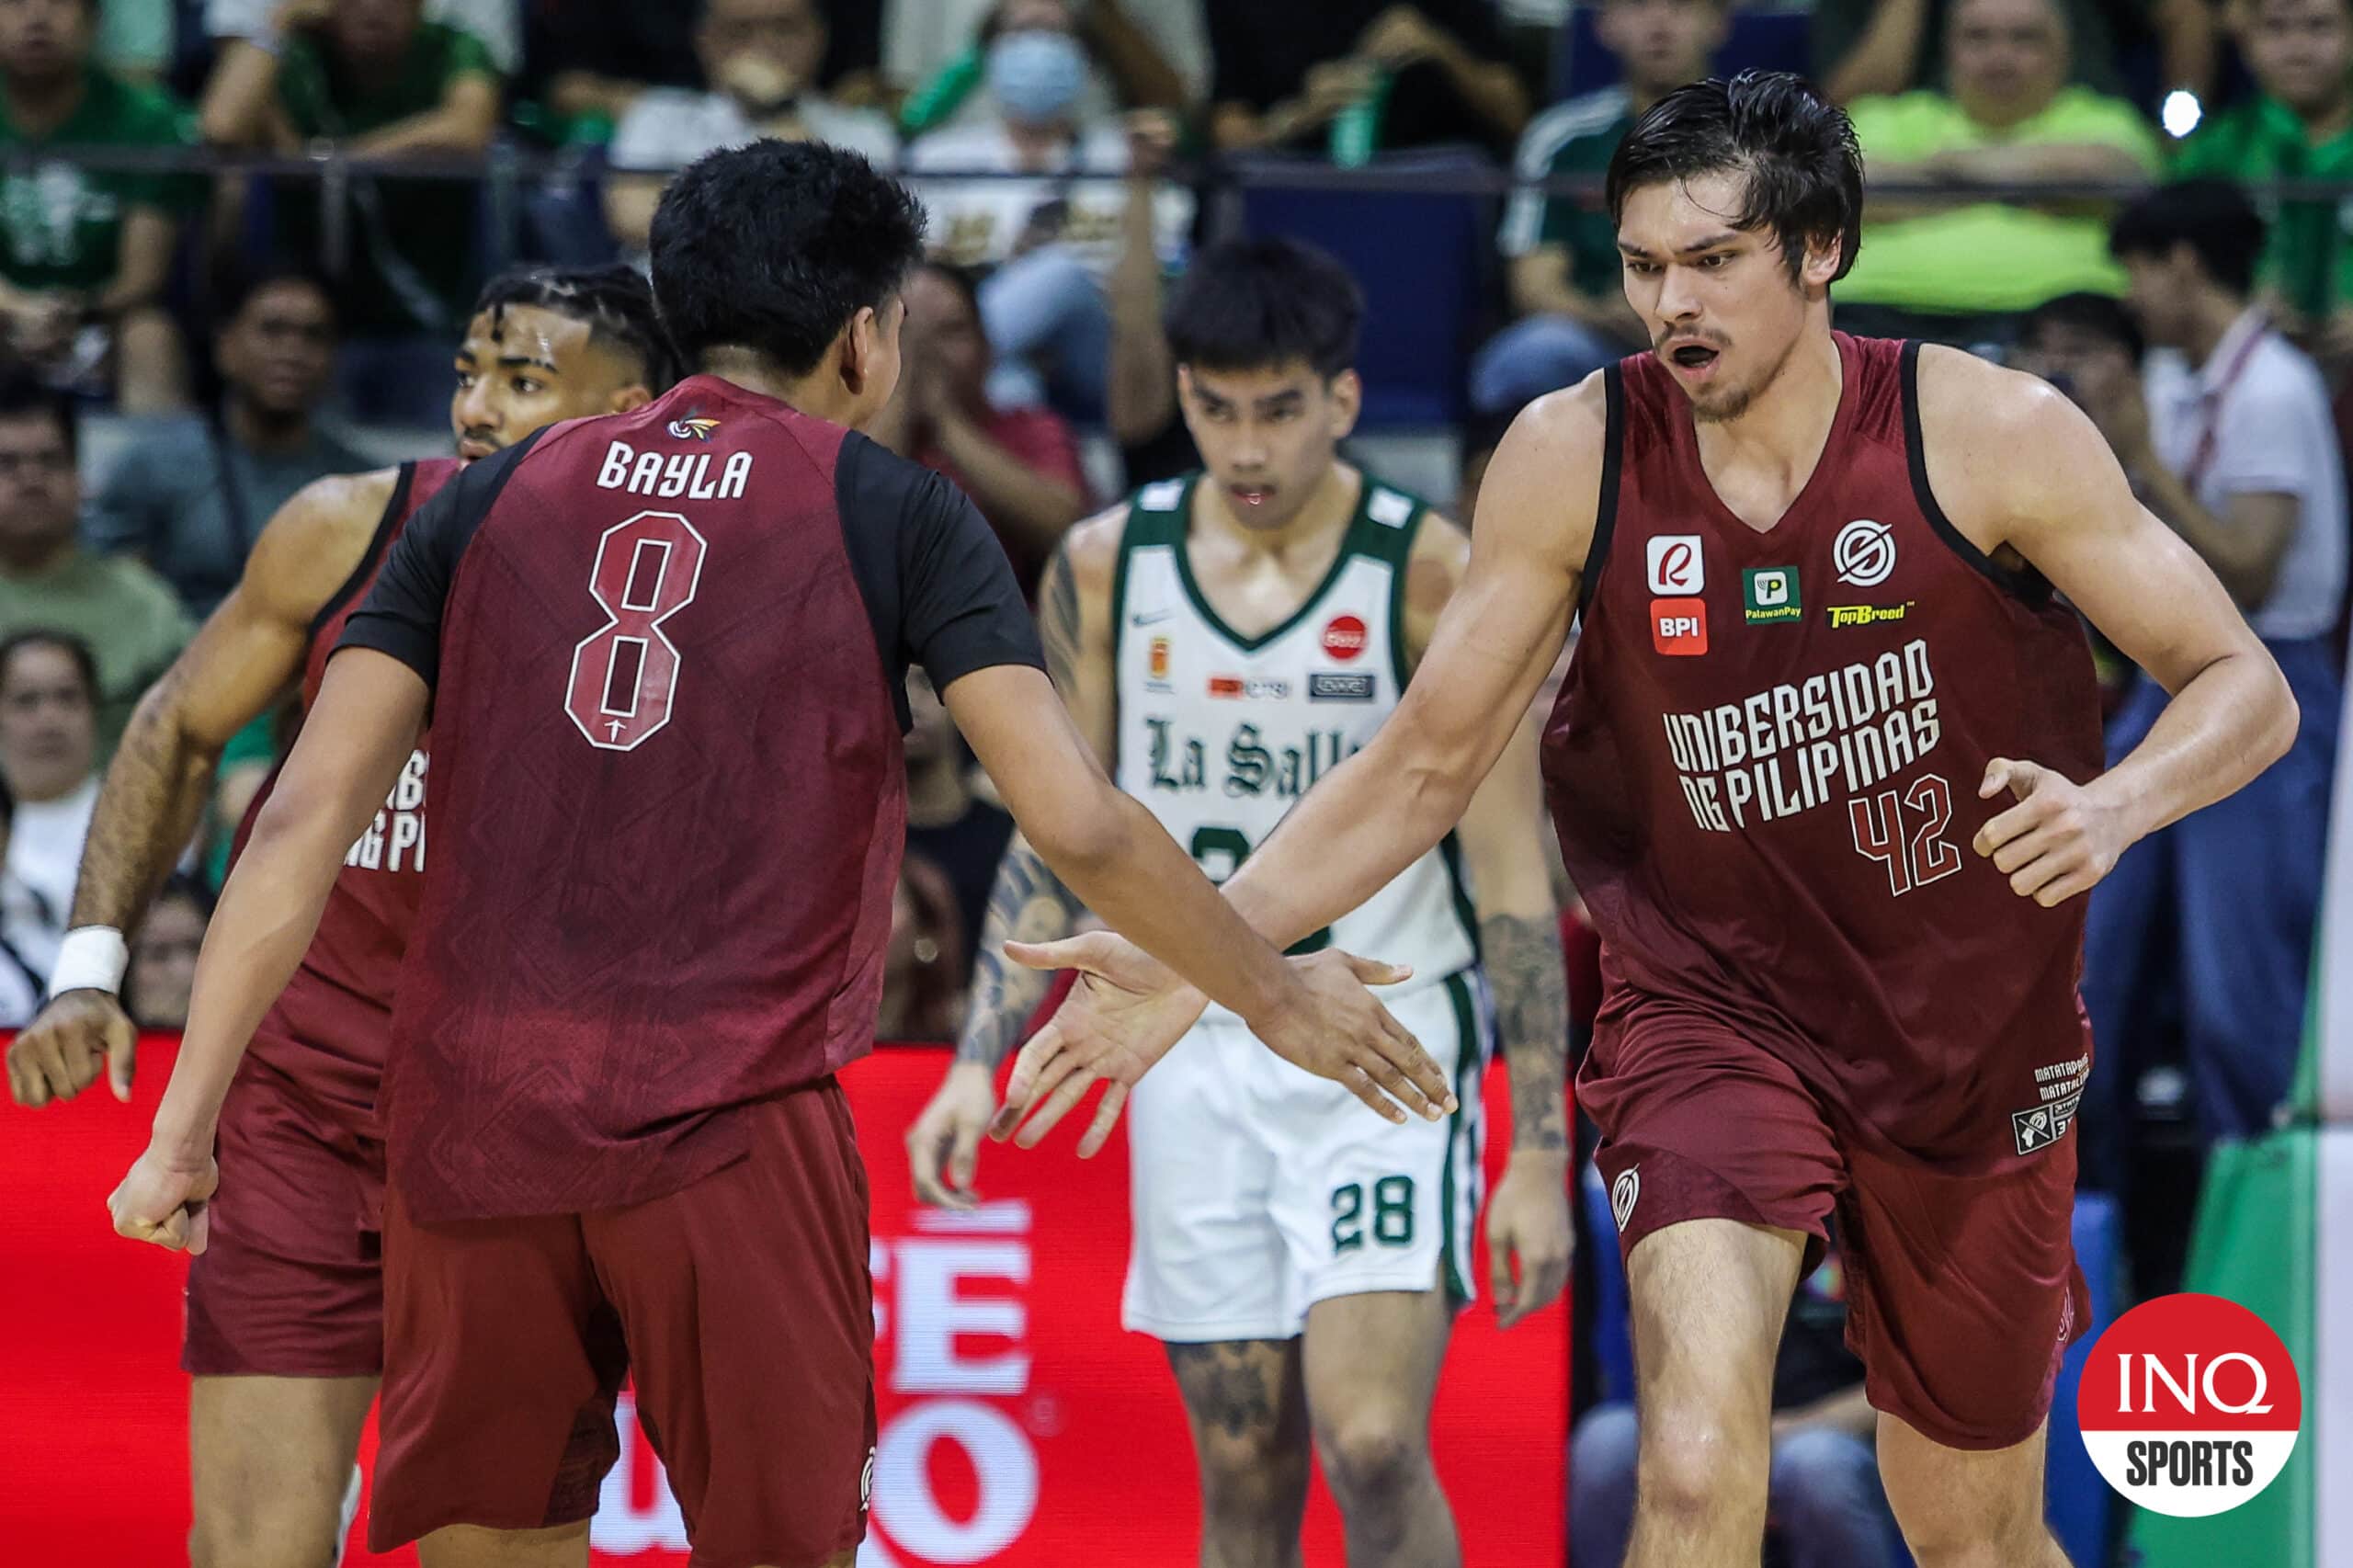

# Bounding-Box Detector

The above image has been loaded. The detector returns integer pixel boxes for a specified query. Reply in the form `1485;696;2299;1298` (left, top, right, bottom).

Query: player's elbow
1025;780;1139;883
2253;652;2300;772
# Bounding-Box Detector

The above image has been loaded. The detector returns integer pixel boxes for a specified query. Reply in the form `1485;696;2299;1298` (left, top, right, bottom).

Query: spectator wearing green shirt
2174;0;2353;366
0;374;190;757
1836;0;2161;338
199;0;500;421
0;0;196;414
1470;0;1727;415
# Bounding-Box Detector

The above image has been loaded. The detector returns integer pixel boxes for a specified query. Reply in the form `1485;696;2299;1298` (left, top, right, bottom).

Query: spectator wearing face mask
904;0;1194;423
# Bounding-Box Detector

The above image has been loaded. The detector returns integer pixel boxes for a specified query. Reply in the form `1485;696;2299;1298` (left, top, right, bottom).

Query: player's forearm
148;785;367;1157
67;680;225;933
2097;644;2297;845
1222;710;1482;949
1030;784;1300;1024
955;835;1087;1068
1483;911;1569;1153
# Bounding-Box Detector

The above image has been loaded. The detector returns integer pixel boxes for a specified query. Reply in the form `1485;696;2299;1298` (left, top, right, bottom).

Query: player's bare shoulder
1910;342;2123;561
241;466;407;626
1478;370;1610;579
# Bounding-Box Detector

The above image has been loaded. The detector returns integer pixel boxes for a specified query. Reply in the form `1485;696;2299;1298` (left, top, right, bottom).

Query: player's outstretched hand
1248;949;1454;1125
6;988;139;1108
988;930;1210;1157
1972;756;2130;907
1484;1152;1573;1329
907;1062;997;1210
108;1144;219;1256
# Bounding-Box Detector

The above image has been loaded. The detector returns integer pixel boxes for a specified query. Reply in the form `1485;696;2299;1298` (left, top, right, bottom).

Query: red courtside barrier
0;1036;1567;1565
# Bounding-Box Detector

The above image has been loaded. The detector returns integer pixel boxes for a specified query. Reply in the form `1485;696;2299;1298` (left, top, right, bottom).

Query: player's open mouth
1666;344;1721;375
1230;483;1274;508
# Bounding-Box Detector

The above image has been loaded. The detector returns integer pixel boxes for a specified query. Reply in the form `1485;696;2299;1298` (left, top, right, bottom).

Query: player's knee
1197;1434;1308;1528
1636;1409;1770;1523
189;1501;343;1568
1315;1410;1430;1511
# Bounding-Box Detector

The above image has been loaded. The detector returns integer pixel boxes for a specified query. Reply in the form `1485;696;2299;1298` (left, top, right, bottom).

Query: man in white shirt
2040;181;2346;1187
904;0;1194;420
0;629;101;980
603;0;899;258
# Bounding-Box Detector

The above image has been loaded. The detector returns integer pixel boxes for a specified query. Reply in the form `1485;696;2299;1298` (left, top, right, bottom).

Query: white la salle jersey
1111;472;1479;1024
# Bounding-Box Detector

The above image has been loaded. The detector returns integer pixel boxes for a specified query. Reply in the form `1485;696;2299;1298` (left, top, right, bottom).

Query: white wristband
48;926;129;998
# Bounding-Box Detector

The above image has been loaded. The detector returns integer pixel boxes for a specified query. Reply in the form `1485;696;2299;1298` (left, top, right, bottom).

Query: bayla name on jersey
596;440;753;500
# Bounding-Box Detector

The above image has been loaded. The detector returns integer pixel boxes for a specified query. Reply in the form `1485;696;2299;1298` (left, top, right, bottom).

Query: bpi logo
1651;597;1707;656
2077;1293;2302;1517
1833;519;1896;587
1647;534;1705;595
1323;614;1368;662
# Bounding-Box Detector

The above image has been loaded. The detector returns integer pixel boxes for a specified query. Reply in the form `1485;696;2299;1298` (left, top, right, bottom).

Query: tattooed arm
6;472;396;1109
1403;511;1573;1326
907;507;1126;1206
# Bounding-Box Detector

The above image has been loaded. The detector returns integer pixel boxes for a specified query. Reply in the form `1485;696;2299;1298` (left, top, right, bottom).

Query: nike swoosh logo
1130;609;1176;626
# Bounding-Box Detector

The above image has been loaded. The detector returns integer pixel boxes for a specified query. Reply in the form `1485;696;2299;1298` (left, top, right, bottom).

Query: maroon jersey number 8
563;509;710;752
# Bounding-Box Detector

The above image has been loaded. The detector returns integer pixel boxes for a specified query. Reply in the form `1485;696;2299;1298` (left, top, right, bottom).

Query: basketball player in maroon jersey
103;141;1448;1568
6;266;676;1568
991;74;2298;1566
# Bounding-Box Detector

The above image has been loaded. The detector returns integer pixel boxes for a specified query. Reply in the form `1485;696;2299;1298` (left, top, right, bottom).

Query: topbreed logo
2077;1293;2302;1517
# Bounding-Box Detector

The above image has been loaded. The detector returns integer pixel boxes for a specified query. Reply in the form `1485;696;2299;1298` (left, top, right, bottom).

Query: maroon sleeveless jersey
335;377;1040;1221
1544;335;2106;1169
245;458;461;1126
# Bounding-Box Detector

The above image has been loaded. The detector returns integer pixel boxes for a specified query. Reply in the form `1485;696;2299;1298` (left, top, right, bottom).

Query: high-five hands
983;933;1455;1158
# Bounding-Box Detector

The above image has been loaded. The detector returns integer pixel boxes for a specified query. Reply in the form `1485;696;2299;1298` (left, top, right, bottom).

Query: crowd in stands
1;4;2350;1553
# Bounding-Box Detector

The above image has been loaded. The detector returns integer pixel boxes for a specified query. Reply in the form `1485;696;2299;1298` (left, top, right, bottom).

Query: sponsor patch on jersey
1743;567;1802;624
1651;597;1707;655
1147;635;1173;690
1209;674;1290;699
1309;672;1376;702
2013;1090;2083;1155
665;415;720;441
1833;518;1897;587
1825;602;1913;629
1323;614;1368;662
1647;534;1705;595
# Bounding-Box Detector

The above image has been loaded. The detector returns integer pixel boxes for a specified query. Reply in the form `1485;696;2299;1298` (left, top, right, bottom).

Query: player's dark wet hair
473;264;684;390
2109;180;2267;299
649;140;927;378
1607;71;1865;284
2019;290;2144;366
1163;238;1363;381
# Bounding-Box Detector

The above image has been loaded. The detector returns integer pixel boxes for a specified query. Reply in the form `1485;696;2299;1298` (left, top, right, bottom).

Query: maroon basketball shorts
1579;990;2089;1452
369;1079;878;1568
182;1048;386;1379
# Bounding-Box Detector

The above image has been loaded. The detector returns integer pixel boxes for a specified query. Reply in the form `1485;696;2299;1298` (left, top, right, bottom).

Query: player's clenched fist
108;1145;218;1255
6;987;139;1108
1972;757;2131;907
